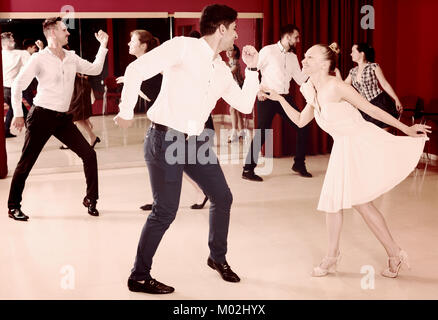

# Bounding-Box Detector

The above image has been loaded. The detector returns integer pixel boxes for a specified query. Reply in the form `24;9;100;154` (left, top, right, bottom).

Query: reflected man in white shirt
115;4;260;294
7;17;108;221
242;24;312;181
1;32;31;138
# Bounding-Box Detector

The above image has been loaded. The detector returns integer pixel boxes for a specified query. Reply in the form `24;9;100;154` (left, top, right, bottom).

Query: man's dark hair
22;39;36;50
200;4;237;36
280;24;300;39
42;17;62;37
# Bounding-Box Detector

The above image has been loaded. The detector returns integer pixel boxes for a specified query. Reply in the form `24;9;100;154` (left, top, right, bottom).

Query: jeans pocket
145;129;164;161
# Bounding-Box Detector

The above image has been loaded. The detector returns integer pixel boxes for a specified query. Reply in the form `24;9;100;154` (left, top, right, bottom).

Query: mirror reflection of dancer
8;17;108;221
262;42;430;278
226;44;247;143
117;29;162;212
120;30;212;212
115;4;260;294
61;73;101;149
1;32;31;138
344;43;403;131
242;24;312;182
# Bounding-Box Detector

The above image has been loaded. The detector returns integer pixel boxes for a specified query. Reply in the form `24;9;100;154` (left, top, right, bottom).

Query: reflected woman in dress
262;43;430;278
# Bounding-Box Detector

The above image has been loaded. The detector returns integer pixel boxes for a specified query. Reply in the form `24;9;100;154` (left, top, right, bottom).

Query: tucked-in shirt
11;46;108;117
258;41;308;94
1;49;31;87
349;63;382;101
117;36;259;136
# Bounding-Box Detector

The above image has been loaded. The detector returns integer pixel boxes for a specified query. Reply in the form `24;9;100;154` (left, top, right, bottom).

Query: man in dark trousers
8;17;108;221
115;4;260;294
242;24;312;182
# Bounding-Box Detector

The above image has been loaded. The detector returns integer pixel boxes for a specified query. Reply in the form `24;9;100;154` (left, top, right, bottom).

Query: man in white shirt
242;24;312;181
7;17;108;221
115;4;259;294
1;32;31;138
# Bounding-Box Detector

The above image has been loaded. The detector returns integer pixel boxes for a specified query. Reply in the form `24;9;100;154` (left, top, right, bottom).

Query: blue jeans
130;126;233;281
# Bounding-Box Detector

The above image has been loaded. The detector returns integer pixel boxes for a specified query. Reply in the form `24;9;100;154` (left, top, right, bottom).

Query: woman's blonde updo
318;42;340;72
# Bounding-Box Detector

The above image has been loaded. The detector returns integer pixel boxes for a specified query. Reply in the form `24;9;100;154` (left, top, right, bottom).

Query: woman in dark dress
116;30;162;112
345;43;403;131
62;73;100;149
117;29;211;211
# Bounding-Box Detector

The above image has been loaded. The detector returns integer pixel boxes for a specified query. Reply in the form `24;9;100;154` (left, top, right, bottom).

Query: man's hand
257;90;267;101
260;86;281;102
12;117;25;132
242;45;259;68
95;30;109;48
114;115;134;128
35;40;44;50
116;76;124;84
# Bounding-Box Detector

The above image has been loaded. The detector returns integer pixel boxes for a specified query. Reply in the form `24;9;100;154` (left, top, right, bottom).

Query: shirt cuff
244;68;259;81
115;107;134;120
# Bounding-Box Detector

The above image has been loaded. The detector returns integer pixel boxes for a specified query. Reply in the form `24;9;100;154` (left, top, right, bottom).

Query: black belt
151;122;188;139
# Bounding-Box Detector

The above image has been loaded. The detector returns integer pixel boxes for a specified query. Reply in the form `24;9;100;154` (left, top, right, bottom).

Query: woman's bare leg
325;211;343;258
353;202;402;271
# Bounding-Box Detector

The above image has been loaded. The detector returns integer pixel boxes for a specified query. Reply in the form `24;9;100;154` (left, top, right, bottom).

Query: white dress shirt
11;46;108;117
257;41;308;94
1;49;30;87
117;37;259;136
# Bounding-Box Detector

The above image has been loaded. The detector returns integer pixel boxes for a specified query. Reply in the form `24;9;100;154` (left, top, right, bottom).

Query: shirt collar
45;46;69;57
200;38;216;61
277;41;287;54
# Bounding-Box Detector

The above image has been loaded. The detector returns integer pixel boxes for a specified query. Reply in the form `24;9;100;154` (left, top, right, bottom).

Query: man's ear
219;24;227;35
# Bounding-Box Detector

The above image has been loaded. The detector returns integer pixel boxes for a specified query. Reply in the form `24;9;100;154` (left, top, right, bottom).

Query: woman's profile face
226;47;235;59
128;34;146;56
351;45;362;62
302;45;325;75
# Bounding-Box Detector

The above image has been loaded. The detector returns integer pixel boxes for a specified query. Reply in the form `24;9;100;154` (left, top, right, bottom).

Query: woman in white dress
261;43;430;278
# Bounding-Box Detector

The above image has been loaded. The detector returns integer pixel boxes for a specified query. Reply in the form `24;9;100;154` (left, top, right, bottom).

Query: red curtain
261;0;373;156
0;23;8;178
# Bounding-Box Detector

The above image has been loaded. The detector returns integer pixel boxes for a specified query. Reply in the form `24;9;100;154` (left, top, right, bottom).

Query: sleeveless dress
349;63;398;128
300;81;428;213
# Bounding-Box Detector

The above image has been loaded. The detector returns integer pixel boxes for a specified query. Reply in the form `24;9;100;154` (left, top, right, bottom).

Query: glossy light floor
1;115;437;300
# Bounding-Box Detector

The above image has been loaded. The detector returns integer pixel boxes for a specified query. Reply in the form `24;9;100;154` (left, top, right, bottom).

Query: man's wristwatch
247;67;258;71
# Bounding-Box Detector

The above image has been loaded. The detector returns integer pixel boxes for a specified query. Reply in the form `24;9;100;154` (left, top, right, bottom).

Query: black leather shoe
83;197;99;216
207;257;240;282
8;208;29;221
127;278;174;294
242;170;263;182
292;164;313;178
140;204;153;211
190;195;208;209
91;137;101;149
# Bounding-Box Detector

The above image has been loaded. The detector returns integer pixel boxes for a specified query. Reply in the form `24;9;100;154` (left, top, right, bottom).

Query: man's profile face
221;21;238;51
52;21;70;46
287;30;300;49
27;45;38;54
